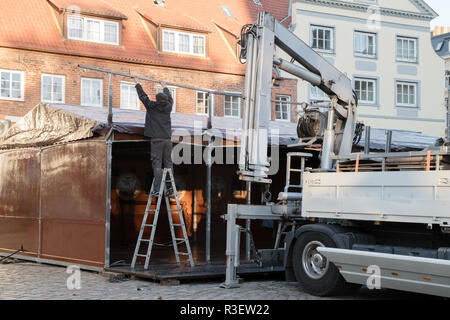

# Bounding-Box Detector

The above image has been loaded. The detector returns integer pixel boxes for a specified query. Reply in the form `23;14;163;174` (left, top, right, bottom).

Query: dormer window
162;29;206;57
67;15;119;45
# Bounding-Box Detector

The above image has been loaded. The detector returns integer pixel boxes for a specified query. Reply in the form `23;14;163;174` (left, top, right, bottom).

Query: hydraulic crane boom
239;12;358;183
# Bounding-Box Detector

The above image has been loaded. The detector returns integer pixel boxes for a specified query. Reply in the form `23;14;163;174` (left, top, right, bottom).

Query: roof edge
47;0;128;20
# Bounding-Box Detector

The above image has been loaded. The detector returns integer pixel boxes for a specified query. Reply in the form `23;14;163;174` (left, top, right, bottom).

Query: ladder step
140;239;151;242
172;224;183;227
177;252;190;255
135;254;147;257
174;238;186;241
144;224;154;227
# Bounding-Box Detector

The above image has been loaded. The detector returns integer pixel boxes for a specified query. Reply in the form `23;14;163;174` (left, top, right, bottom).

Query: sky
424;0;450;28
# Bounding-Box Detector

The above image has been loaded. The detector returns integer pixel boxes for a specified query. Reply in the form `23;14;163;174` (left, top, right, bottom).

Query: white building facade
290;0;446;136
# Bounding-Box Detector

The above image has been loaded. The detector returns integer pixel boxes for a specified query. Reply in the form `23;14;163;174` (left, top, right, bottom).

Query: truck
221;12;450;298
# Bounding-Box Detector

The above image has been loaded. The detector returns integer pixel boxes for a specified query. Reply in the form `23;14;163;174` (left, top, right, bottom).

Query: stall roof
356;128;440;151
0;103;299;149
0;103;440;151
52;103;300;145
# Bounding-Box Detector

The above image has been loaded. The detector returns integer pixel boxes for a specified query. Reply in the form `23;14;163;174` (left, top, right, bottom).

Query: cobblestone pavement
0;261;436;300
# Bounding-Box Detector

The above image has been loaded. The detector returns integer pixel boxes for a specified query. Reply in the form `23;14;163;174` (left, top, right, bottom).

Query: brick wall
0;47;298;123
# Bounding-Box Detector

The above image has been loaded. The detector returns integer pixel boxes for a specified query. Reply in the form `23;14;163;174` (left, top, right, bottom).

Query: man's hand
159;81;167;88
133;77;140;85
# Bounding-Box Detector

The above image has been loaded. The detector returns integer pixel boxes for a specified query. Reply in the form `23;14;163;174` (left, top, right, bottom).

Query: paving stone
0;263;432;300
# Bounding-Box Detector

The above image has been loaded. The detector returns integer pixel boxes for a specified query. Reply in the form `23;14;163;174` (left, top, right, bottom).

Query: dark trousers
151;139;173;193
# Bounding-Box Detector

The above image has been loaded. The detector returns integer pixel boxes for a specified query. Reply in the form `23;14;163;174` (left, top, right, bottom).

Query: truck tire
292;231;349;297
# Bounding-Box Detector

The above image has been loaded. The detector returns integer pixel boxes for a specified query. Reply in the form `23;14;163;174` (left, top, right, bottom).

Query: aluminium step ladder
131;168;194;269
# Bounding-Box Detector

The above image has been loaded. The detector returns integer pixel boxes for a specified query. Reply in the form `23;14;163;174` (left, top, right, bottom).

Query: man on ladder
134;78;173;197
132;78;194;269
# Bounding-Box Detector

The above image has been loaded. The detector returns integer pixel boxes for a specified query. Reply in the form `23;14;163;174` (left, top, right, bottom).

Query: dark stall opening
110;139;244;268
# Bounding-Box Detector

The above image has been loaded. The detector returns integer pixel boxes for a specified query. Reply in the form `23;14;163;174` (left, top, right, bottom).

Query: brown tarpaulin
0;103;102;150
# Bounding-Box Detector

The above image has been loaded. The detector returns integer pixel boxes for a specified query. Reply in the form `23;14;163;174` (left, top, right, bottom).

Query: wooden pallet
337;156;450;173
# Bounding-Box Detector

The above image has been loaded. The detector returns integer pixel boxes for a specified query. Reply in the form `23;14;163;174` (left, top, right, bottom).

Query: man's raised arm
134;78;154;111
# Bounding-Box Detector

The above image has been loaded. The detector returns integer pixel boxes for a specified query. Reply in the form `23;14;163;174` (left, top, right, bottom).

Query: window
0;70;24;101
355;78;376;105
68;16;83;39
310;86;329;101
196;92;209;115
120;82;139;110
104;22;119;43
68;15;119;45
397;36;417;62
193;36;205;55
162;31;176;52
446;71;450;88
354;31;376;58
157;86;176;113
162;29;206;57
275;95;291;121
81;78;103;107
224;94;240;118
178;34;190;53
41;74;65;103
396;81;417;107
311;25;334;52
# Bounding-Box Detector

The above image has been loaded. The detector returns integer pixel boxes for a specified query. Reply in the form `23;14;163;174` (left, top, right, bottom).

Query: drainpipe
108;73;113;127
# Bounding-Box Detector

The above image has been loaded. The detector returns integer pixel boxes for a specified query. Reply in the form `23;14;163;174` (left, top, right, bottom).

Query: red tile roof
0;0;291;75
48;0;128;19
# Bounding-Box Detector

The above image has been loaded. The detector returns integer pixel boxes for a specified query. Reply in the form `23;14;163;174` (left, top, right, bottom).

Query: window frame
354;77;377;106
120;81;140;110
224;92;241;118
0;69;25;101
67;15;120;46
81;77;104;107
195;91;209;115
396;36;418;63
161;29;206;57
395;81;418;108
310;25;334;53
354;31;377;59
41;74;65;104
275;94;291;122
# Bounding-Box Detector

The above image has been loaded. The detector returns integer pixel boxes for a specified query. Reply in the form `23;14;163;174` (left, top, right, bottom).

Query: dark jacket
135;83;173;140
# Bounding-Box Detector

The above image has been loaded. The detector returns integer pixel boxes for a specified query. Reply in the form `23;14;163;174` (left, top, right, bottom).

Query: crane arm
239;12;357;183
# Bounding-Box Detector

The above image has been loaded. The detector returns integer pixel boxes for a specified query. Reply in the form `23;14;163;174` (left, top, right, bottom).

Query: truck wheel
292;231;348;297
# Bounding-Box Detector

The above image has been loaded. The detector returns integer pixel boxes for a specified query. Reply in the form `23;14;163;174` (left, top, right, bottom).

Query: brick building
0;0;297;124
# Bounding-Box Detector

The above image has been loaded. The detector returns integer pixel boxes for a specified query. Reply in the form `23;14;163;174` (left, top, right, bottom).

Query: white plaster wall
288;0;446;136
